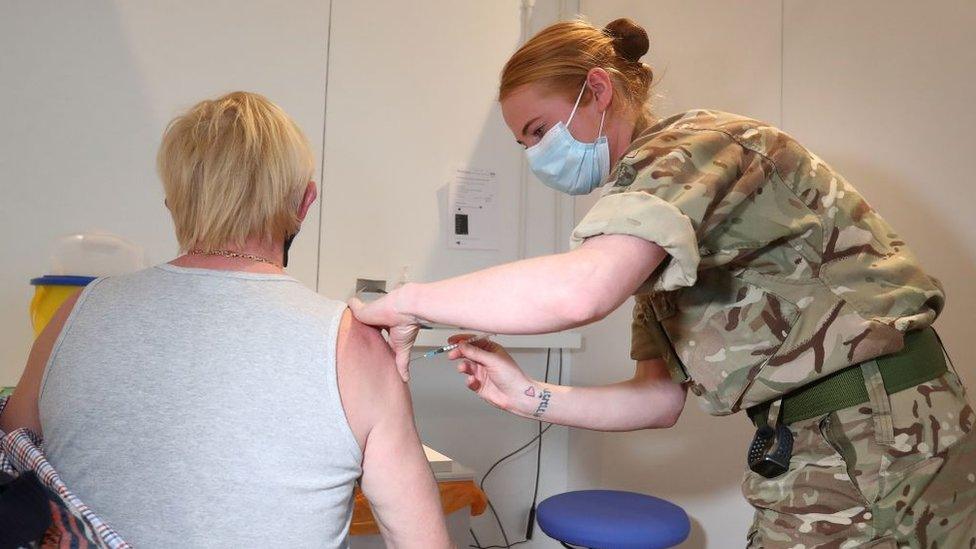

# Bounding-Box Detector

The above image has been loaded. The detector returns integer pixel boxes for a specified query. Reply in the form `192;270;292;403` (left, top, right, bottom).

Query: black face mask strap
282;233;297;268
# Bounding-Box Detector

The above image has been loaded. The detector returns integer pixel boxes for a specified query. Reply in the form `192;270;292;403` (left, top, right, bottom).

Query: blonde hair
500;18;655;133
157;91;315;252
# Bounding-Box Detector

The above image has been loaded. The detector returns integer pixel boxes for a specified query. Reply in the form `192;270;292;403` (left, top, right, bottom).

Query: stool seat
536;490;690;549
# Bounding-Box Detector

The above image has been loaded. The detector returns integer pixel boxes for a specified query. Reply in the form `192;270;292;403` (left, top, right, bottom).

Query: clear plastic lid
46;231;150;277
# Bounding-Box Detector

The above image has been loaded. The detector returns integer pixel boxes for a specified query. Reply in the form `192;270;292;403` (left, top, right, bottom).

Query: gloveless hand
348;291;420;381
447;335;536;416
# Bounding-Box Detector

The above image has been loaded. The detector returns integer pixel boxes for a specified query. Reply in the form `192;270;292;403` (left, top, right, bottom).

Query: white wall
0;2;573;548
576;3;781;546
320;2;574;547
780;0;976;388
3;3;973;549
577;1;976;547
0;0;330;383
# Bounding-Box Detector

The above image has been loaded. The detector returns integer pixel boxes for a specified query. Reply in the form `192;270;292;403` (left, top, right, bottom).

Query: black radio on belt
747;422;794;478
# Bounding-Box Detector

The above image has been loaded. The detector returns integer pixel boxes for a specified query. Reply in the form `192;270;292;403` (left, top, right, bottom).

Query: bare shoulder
337;309;401;387
43;290;83;342
0;289;82;434
335;309;407;450
338;309;393;359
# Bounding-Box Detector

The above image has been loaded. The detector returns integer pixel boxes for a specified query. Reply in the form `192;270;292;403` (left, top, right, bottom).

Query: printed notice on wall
447;167;499;250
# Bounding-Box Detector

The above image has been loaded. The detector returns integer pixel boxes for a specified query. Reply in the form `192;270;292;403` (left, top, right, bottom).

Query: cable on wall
469;347;561;549
314;0;336;292
516;0;535;260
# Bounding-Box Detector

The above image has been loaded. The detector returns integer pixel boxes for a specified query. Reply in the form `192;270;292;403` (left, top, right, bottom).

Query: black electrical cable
525;349;551;540
469;425;554;548
470;541;530;549
478;425;555;494
483;495;511;549
558;348;563;385
470;349;557;549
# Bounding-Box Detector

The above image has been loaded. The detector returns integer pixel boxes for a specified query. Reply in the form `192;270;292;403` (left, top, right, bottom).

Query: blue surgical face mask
525;81;610;195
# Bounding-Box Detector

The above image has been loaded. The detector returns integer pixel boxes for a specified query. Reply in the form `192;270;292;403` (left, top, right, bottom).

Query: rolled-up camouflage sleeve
631;297;689;383
630;301;667;361
571;127;750;292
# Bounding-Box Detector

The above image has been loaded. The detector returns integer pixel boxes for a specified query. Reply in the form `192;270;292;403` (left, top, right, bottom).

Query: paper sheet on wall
447;167;499;250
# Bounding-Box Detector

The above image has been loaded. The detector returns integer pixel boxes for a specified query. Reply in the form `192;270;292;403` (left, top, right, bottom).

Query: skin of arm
337;311;453;549
349;233;666;377
399;234;665;332
448;338;687;432
511;359;687;431
1;295;453;546
0;291;80;435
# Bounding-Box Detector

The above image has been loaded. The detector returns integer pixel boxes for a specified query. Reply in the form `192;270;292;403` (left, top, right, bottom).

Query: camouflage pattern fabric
743;371;975;547
571;109;946;415
569;109;972;544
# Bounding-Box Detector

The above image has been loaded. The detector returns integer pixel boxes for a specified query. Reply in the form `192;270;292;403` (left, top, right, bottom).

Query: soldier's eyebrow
520;116;541;141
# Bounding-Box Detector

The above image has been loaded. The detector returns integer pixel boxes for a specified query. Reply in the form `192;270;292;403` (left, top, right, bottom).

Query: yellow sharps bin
28;232;148;337
29;275;97;337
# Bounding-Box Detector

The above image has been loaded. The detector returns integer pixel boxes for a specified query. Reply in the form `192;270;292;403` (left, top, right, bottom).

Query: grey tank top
38;264;362;548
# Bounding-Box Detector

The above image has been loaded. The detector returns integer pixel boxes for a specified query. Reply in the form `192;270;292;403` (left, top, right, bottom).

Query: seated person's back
0;92;450;548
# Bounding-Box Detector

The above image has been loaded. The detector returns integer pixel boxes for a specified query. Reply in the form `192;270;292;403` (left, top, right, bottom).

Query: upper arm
630;301;688;427
0;290;81;435
633;358;687;428
569;234;667;320
570;127;750;293
335;310;451;548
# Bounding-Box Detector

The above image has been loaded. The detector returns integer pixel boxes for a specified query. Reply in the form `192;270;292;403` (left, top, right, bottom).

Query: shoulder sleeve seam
683;126;826;261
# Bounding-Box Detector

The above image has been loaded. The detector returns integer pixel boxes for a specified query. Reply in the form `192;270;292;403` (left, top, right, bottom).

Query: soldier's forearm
398;234;666;334
508;360;687;431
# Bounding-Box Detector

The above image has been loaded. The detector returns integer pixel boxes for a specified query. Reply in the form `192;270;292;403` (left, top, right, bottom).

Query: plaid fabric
0;396;12;475
0;396;131;549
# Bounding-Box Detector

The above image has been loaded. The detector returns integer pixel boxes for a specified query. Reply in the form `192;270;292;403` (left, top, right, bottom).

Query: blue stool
536;490;690;549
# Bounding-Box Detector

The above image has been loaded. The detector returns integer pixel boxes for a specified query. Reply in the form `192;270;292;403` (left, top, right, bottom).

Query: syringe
410;333;495;362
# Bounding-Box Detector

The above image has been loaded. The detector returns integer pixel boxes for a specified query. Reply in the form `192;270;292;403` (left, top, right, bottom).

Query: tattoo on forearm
532;388;552;418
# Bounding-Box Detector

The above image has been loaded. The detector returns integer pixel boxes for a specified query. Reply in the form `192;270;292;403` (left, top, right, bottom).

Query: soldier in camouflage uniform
351;18;975;547
603;109;975;547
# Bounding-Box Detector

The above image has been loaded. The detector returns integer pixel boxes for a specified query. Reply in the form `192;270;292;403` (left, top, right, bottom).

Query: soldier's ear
585;67;614;111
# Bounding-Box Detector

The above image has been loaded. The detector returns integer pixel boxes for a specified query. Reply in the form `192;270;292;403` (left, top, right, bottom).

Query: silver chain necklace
188;249;282;268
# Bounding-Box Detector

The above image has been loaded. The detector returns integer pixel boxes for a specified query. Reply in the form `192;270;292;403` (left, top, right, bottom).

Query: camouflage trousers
743;370;975;548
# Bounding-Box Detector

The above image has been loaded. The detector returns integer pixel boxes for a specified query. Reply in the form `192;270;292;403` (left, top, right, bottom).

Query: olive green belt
748;327;947;426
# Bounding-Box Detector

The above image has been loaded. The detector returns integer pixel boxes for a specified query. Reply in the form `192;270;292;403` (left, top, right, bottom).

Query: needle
409;333;495;363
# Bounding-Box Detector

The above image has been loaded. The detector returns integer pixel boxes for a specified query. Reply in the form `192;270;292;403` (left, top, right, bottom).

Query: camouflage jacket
570;110;945;416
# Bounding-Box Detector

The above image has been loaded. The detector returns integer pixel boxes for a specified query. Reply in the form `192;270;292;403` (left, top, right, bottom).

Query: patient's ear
297;181;317;222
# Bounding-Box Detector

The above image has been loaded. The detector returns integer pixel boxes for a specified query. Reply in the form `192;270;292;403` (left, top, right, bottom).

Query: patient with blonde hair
0;91;452;548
